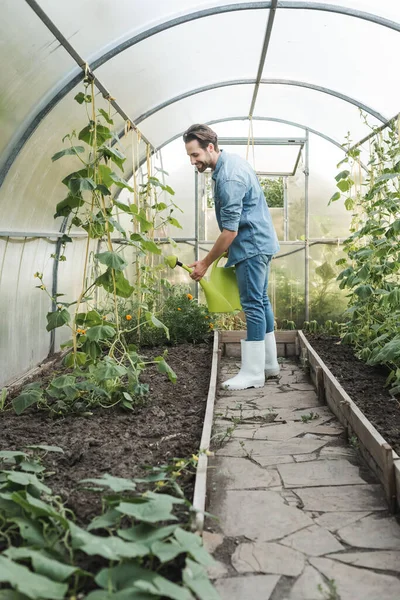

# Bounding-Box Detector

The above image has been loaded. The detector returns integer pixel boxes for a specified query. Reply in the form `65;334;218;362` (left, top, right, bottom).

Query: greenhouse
1;1;400;598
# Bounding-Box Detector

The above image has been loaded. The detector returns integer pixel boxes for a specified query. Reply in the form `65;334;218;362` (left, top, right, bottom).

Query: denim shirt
212;151;280;267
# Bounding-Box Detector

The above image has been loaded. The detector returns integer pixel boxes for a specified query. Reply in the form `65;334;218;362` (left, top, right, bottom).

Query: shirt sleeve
218;179;246;232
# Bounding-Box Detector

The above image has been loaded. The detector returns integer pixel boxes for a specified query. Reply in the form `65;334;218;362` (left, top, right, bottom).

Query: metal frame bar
249;0;278;117
349;111;400;151
291;144;304;176
2;2;392;188
304;129;310;322
218;137;306;145
283;176;289;241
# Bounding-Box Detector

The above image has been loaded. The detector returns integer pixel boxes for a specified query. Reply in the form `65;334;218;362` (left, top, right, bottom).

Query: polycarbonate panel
0;88;126;232
95;10;268;122
265;9;400;118
302;0;400;22
308;243;348;324
218;143;301;175
212;119;305;139
255;84;382;146
139;85;253;149
308;134;352;239
0;238;53;387
0;0;76;157
270;245;306;327
35;1;267;61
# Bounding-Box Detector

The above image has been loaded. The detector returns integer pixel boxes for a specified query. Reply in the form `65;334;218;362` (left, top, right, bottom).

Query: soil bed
306;333;400;456
0;342;212;523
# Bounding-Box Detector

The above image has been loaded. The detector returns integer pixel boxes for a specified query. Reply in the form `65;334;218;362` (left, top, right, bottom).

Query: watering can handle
211;252;228;274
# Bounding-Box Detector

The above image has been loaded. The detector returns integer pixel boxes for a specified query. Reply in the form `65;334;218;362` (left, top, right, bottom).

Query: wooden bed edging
298;330;398;512
220;329;297;358
192;330;220;532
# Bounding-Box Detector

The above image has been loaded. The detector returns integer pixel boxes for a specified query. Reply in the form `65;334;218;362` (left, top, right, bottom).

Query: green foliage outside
330;115;400;396
259;176;284;208
0;447;220;599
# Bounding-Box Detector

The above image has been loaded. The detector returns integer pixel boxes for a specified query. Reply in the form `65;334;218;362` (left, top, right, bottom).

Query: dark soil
0;343;212;524
306;334;400;456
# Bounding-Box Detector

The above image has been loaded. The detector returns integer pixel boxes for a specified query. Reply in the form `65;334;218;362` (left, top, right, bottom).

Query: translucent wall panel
0;0;75;157
308;243;348;324
303;0;400;22
36;0;260;61
255;84;383;145
213;119;305;139
95;10;268;122
265;9;400;117
287;167;306;241
218;143;301;175
0;237;53;387
0;88;125;232
139;85;254;149
308;134;352;239
270;246;306;327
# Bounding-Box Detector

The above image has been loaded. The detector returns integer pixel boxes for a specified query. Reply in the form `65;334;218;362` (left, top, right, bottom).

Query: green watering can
165;254;242;313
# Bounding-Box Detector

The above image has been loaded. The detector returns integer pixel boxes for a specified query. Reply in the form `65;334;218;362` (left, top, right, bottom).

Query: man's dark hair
183;124;219;151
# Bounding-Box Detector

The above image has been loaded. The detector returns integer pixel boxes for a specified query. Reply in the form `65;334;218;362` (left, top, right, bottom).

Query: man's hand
188;260;208;281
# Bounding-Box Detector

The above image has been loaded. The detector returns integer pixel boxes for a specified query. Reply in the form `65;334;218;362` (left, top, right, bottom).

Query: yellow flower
156;480;166;488
209;323;214;329
102;315;107;321
175;460;185;468
205;316;209;319
191;454;199;462
39;285;46;291
177;308;181;311
172;471;181;477
187;293;193;300
77;328;81;334
81;329;86;335
125;314;132;321
205;449;215;457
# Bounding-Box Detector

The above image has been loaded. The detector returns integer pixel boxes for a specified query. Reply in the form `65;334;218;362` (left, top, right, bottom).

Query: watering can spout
164;254;242;314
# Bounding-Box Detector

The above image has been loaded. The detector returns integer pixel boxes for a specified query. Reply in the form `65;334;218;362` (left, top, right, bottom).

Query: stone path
205;358;400;600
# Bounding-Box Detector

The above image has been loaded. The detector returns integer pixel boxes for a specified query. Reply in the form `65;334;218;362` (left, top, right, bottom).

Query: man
183;124;280;390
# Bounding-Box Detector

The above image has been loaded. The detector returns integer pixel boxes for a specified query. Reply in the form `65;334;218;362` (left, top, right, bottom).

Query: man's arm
188;229;237;281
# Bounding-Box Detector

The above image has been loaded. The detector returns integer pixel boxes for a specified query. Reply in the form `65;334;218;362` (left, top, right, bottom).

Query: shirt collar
212;150;225;180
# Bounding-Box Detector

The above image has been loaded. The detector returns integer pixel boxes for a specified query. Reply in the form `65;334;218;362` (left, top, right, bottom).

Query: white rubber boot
221;340;265;391
265;332;280;377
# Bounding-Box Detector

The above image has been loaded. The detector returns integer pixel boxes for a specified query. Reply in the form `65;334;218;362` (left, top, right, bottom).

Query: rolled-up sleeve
218;179;246;231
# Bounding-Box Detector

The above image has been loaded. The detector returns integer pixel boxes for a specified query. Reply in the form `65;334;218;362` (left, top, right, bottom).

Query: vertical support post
50;216;69;355
194;169;199;300
283;176;288;241
304;129;310;322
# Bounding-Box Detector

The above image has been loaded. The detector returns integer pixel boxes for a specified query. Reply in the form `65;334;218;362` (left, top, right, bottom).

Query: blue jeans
235;254;274;341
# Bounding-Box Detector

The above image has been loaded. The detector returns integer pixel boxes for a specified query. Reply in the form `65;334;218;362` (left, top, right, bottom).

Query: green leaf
4;548;78;583
335;169;350;182
19;461;45;474
89;357;127;383
328;191;341;204
337;178;353;193
0;451;27;462
0;591;30;600
354;285;374;299
51;146;85;162
145;312;169;339
12;388;42;415
375;172;398;183
76;310;103;327
130;234;161;255
46;309;70;332
154;357;177;383
75;92;92;104
47;375;78;401
167;217;182;229
9;515;46;547
95;251;128;271
100;146;126;171
87;509;122;532
81;339;102;361
78;121;112;146
95;269;134;298
85;591;156;600
80;474;136;493
150;541;182;563
182;558;220;600
68;176;96;195
95;563;193;600
0;556;68;600
96;184;111;196
69;522;148;560
118;524;177;545
98;108;114;124
86;325;116;342
4;472;52;495
113;199;132;214
63;351;87;368
174;528;215;567
116;492;183;523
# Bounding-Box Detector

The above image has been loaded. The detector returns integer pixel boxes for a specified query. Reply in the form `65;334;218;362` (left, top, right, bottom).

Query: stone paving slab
211;456;281;489
310;557;400;600
314;511;371;532
214;575;280;599
288;565;330;600
229;422;343;442
232;541;305;576
328;550;400;572
280;524;344;555
277;459;366;488
337;514;400;549
294;484;387;512
210;489;314;541
216;437;329;459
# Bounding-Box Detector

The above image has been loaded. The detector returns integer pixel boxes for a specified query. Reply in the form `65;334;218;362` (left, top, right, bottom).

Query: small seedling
349;434;359;449
301;411;319;423
318;578;339;600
